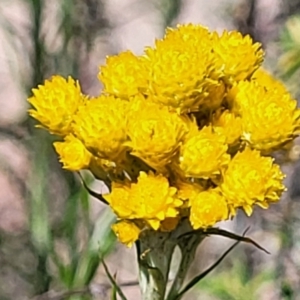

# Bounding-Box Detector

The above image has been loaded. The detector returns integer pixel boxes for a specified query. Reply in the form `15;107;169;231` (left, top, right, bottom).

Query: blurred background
1;0;300;299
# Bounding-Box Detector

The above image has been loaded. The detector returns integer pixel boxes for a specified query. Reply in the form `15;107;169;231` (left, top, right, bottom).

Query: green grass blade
102;259;128;300
71;207;116;287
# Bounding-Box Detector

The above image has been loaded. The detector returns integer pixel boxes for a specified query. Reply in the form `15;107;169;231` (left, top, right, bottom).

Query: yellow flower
220;147;285;216
174;180;205;211
112;220;141;247
104;172;183;230
212;110;242;146
126;96;187;171
252;68;288;94
99;51;147;99
179;125;230;178
28;76;85;136
53;135;92;171
163;24;211;47
233;80;300;152
103;181;132;218
202;81;226;112
142;26;221;113
176;180;204;202
72;95;129;161
211;30;264;83
189;189;229;229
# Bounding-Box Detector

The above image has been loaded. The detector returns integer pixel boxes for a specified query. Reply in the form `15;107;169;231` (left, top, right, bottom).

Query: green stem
167;233;204;300
137;231;177;300
136;219;197;300
31;0;44;86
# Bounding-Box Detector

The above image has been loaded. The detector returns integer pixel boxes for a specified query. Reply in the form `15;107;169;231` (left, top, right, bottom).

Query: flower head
112;220;141;247
179;125;230;178
252;68;288;94
103;181;132;217
189;189;229;229
220;147;285;216
163;24;211;47
28;76;85;136
176;180;204;203
72;95;129;161
211;31;264;83
142;26;221;113
99;51;147;99
212;110;242;147
104;172;182;230
232;80;300;152
126;96;187;171
53;135;92;171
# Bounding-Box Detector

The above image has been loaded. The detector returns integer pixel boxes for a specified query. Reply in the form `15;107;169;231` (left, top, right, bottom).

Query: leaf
78;172;108;204
29;133;52;255
178;226;269;254
202;227;269;254
167;233;204;300
71;208;116;287
173;227;267;300
111;283;117;300
174;236;242;299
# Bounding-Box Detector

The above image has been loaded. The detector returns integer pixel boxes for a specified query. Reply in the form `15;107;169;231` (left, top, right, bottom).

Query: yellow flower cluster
28;24;299;247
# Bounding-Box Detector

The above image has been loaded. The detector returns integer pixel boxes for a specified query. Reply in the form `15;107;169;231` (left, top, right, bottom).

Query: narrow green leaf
29;134;52;255
78;172;108;204
71;208;116;287
102;259;128;300
174;239;240;300
173;227;264;299
110;273;118;300
203;227;269;254
167;233;204;300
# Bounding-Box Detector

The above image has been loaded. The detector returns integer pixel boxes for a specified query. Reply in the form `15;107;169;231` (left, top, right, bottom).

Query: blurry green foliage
0;0;184;299
0;0;117;299
279;14;300;97
198;259;273;300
